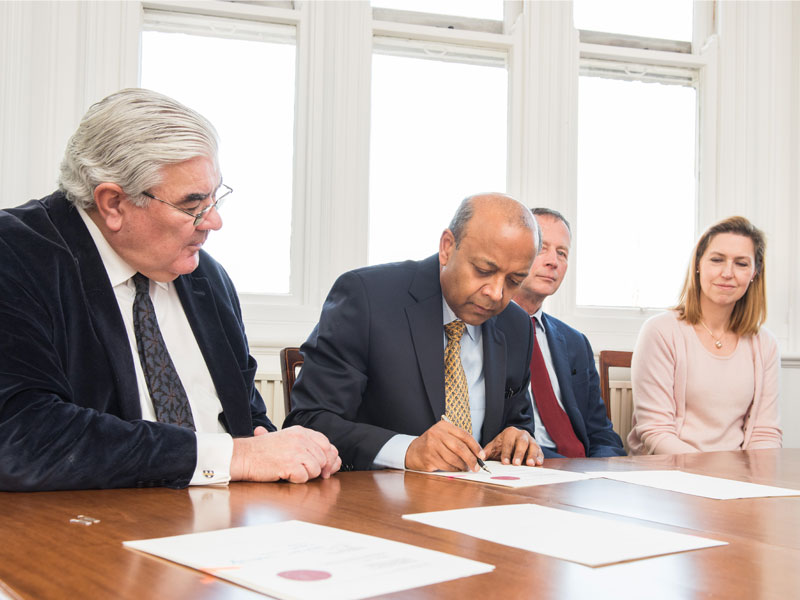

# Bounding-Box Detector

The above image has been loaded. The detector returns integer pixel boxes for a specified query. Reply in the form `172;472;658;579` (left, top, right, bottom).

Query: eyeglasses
141;183;233;226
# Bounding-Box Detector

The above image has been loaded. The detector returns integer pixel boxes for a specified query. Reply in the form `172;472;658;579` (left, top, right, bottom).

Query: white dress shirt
78;208;233;485
529;309;568;451
373;296;487;469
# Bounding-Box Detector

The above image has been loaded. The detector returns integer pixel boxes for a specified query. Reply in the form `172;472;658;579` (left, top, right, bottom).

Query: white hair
58;88;219;209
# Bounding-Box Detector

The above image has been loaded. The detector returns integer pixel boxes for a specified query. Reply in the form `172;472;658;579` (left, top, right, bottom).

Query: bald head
449;193;540;251
439;193;539;325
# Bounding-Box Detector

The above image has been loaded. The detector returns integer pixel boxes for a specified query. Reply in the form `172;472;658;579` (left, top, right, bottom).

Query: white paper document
403;503;726;567
593;470;800;500
123;520;492;600
417;461;597;488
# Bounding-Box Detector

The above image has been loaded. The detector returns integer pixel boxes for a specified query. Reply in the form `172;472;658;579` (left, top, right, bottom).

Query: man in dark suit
285;194;545;472
0;89;339;491
512;208;625;458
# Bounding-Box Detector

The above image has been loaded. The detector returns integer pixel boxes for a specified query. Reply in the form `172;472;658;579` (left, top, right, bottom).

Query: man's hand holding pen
404;417;544;473
405;418;489;473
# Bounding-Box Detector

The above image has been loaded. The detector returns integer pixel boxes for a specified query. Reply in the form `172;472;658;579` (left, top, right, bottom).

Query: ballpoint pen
440;415;492;474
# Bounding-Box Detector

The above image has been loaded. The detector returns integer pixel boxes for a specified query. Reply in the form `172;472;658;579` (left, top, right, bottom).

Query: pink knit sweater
628;311;782;455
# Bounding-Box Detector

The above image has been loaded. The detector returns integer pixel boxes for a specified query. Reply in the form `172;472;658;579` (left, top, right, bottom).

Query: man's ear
93;183;127;232
439;229;456;267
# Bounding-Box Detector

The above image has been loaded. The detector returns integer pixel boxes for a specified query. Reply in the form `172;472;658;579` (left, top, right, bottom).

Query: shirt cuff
372;434;416;470
189;432;233;486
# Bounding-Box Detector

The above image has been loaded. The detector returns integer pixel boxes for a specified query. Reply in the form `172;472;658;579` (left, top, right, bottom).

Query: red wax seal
277;570;332;581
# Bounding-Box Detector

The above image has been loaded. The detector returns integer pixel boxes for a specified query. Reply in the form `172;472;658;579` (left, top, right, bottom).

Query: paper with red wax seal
124;520;493;599
414;460;598;487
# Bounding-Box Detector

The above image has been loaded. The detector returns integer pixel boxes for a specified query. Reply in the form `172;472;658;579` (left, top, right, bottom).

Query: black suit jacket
538;313;625;457
0;192;272;491
284;254;535;470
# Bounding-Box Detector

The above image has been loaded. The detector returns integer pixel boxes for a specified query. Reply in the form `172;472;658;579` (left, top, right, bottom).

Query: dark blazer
538;313;625;458
284;254;535;470
0;192;272;491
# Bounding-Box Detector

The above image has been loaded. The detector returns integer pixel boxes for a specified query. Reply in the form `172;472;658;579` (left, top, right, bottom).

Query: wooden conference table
2;449;799;600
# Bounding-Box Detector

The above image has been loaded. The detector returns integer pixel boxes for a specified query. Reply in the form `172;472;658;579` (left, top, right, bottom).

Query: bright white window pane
370;53;507;265
573;0;693;41
371;0;503;20
141;30;295;295
576;76;696;308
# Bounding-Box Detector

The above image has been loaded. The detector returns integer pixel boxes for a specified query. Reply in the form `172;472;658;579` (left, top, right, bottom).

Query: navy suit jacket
0;192;272;491
284;254;536;470
538;313;625;457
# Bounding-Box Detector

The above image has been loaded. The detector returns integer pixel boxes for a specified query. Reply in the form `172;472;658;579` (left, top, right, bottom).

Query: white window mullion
303;0;373;305
507;0;578;320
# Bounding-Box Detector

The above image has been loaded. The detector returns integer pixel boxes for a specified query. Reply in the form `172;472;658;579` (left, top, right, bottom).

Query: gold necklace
699;320;724;349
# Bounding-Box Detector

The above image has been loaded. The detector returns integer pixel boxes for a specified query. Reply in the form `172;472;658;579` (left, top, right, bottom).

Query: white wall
0;0;797;445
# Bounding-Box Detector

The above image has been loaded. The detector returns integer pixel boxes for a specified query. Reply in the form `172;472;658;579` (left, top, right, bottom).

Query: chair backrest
599;350;634;452
279;347;303;415
599;351;633;417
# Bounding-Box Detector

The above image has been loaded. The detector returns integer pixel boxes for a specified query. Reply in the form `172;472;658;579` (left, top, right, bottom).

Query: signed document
404;503;727;567
124;520;493;600
413;461;597;488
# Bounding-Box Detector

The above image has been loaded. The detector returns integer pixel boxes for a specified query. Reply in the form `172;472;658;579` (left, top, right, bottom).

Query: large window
128;1;717;350
369;46;508;264
141;13;296;295
574;2;701;309
576;72;697;308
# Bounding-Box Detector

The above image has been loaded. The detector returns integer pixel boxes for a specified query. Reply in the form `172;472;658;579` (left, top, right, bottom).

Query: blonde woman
628;216;781;455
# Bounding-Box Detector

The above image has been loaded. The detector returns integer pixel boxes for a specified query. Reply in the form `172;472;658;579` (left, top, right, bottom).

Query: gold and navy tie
132;273;196;430
444;319;472;435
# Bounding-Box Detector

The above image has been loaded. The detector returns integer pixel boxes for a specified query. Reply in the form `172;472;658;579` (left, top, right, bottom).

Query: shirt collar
531;307;545;333
442;296;479;342
77;207;168;291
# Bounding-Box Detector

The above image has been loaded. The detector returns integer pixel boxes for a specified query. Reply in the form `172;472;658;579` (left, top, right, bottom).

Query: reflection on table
1;449;798;599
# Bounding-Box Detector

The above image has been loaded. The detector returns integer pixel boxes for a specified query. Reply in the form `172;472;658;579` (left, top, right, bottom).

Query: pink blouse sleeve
745;332;783;449
631;315;698;455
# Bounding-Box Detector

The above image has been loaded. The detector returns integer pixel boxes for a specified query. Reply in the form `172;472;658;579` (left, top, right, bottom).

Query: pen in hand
440;415;492;474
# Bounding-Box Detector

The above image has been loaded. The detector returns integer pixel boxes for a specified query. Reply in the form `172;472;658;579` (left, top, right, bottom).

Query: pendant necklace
699;320;723;349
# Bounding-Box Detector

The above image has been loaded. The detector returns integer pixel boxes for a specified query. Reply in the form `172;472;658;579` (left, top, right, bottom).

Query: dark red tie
530;317;585;457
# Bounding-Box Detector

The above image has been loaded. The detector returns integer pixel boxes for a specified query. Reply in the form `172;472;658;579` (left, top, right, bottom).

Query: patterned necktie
132;273;196;430
444;319;472;435
530;317;585;457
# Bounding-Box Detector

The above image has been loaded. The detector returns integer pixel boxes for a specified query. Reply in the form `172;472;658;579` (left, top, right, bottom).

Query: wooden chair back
279;347;304;415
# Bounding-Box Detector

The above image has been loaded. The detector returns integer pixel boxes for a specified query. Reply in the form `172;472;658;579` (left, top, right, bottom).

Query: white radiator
608;380;634;453
255;374;635;452
254;373;286;428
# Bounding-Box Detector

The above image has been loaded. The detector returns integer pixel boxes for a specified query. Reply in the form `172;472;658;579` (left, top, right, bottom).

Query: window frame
368;24;513;266
137;0;721;354
541;1;718;351
141;1;324;348
141;9;299;298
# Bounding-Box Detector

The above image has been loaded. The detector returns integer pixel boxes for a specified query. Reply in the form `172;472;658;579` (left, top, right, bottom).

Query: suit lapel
52;199;141;420
480;317;505;442
406;255;446;417
542;314;589;444
175;272;251;435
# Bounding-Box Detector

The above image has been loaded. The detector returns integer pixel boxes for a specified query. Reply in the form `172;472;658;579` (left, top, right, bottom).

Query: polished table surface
2;449;799;600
